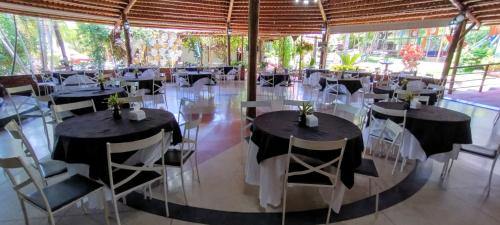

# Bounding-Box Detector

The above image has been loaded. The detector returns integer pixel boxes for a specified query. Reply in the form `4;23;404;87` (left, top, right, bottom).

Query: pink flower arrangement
399;44;425;71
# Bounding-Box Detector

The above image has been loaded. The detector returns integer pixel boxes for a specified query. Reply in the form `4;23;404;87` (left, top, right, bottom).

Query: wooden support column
258;39;263;65
448;22;467;94
227;33;231;65
122;15;133;66
319;26;329;69
440;20;465;86
247;0;259;118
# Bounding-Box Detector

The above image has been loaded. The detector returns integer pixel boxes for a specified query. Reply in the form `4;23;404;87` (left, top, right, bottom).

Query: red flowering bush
399;44;425;71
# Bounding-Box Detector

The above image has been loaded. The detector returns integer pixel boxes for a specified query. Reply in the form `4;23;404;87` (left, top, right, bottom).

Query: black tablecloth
251;111;364;188
258;74;290;86
52;87;127;114
305;69;330;78
373;86;438;105
53;109;182;183
373;102;472;156
184;72;215;85
319;78;363;94
123;75;163;91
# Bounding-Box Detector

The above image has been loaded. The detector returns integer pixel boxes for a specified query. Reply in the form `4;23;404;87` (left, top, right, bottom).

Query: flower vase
134;73;139;79
298;113;307;127
112;106;121;120
99;82;105;91
403;101;410;110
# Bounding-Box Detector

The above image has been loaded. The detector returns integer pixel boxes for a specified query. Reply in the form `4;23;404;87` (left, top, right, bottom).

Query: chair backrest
418;96;430;105
363;93;389;108
118;96;145;108
377;119;405;147
485;111;500;150
309;72;321;86
178;98;198;123
0;156;49;209
51;100;96;123
285;136;348;187
106;130;169;196
240;100;272;139
333;104;367;130
282;99;313;110
376;80;391;87
4;120;44;175
4;85;42;115
393;89;420;101
371;104;407;128
407;80;426;91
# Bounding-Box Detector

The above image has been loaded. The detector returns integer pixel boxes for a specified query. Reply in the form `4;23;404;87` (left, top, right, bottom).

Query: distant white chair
406;80;426;91
282;136;347;225
281;99;313;110
119;95;145;109
240;100;272;143
363;93;390;109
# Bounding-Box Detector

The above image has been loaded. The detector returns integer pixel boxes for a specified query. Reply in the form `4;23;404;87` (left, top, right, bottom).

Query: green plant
403;92;415;102
332;53;360;71
401;78;409;86
298;102;314;115
106;93;123;108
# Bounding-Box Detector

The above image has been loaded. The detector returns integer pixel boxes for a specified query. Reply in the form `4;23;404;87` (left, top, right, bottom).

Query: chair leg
194;152;201;183
281;185;288;225
162;171;170;217
40;115;52;152
180;166;188;205
101;190;111;225
392;150;401;175
19;198;30;225
80;199;88;215
112;196;122;225
48;211;56;225
486;156;498;197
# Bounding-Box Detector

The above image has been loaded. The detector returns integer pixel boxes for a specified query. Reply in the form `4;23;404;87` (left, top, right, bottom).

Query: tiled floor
0;80;499;225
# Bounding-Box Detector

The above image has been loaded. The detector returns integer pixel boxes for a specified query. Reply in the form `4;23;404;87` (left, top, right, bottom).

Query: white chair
156;115;202;204
240;100;272;142
417;96;430;105
281;99;313;110
32;72;56;96
406;80;426;91
363;93;389;109
368;105;407;174
5;85;52;151
393;89;420;102
306;72;322;102
51;100;96;123
119;95;145;109
427;83;445;104
0;156;109;225
359;76;372;93
333;104;367;130
258;72;275;100
4;120;68;186
460;112;500;196
282;136;347;225
106;129;170;225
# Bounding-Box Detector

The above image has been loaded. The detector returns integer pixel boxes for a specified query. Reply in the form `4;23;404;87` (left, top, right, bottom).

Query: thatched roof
0;0;499;36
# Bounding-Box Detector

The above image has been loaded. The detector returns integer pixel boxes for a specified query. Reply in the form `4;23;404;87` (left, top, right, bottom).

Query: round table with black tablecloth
373;102;472;156
258;74;290;86
185;72;215;85
319;77;363;94
123;75;163;91
51;87;127;114
251;110;364;188
53;109;182;184
373;86;438;105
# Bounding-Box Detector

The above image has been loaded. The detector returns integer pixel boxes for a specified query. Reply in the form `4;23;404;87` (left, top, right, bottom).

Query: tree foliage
76;23;111;69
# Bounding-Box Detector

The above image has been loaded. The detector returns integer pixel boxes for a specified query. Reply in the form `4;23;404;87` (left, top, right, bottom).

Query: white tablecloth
245;141;347;213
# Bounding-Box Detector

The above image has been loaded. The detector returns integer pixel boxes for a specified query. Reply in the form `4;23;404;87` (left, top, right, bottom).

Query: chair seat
461;144;498;159
354;158;379;177
155;149;195;167
287;162;334;186
25;174;102;211
40;160;68;178
112;166;162;195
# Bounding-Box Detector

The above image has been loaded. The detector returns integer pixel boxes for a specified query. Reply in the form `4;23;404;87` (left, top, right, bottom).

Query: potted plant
297;102;314;127
133;68;141;79
400;78;409;89
402;92;415;109
97;73;107;91
107;93;124;120
332;53;360;72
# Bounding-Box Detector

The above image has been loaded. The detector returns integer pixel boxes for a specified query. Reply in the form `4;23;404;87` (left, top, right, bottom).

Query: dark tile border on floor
125;161;433;225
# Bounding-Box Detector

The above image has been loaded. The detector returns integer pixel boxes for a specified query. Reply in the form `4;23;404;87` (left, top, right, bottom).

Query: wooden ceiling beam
227;0;234;23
